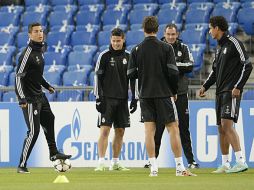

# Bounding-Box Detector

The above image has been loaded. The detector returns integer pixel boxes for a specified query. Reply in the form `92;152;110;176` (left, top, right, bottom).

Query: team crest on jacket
36;56;40;64
123;58;127;65
177;51;182;57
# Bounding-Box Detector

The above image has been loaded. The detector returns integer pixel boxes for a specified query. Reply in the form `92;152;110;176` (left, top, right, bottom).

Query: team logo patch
36;56;40;64
177;51;182;57
110;57;115;66
34;110;38;115
123;58;127;65
223;48;227;54
102;117;105;123
225;106;230;114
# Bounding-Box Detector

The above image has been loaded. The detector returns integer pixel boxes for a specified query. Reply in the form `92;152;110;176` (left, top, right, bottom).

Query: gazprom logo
57;109;82;160
72;109;81;140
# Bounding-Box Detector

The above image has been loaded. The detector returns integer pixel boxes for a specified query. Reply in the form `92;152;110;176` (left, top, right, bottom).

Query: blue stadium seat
71;31;96;46
103;24;128;32
44;71;62;86
126;30;144;46
46;32;70;47
48;11;74;27
57;90;84;102
53;5;78;15
50;0;75;6
188;2;214;13
185;9;211;24
133;3;159;14
242;2;254;8
187;0;212;3
63;71;88;86
185;23;209;33
133;0;155;4
68;51;94;66
0;5;24;15
0;26;19;36
0;32;15;46
158;0;184;3
157;8;183;24
88;90;96;101
22;12;47;27
160;3;186;14
8;71;15;86
102;9;129;25
130;24;142;31
44;65;66;74
76;11;101;26
72;45;98;57
238;8;254;35
89;71;95;86
215;2;241;12
97;31;111;46
213;0;238;3
68;65;92;72
180;29;207;44
51;25;75;34
16;32;29;48
25;0;48;6
242;90;254;100
79;4;104;15
0;65;13;86
129;9;154;25
78;0;102;6
105;0;130;4
2;91;17;102
188;44;206;72
26;4;51;14
44;51;67;65
99;45;109;52
0;46;16;65
0;12;20;26
76;25;100;34
212;7;237;23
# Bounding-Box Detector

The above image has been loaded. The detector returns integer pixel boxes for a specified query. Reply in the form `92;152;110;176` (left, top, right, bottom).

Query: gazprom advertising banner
0;101;254;168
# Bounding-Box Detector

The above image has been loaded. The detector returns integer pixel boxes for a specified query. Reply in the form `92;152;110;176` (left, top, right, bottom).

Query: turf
0;168;253;190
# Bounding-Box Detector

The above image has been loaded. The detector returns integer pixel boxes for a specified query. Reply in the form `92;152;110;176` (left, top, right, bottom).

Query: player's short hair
164;23;178;32
209;16;228;32
142;16;159;34
111;28;125;38
28;22;42;33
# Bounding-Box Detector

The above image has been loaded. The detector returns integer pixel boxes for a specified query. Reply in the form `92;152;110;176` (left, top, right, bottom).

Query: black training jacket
161;37;193;95
15;40;50;104
94;45;131;99
127;36;178;98
203;32;253;94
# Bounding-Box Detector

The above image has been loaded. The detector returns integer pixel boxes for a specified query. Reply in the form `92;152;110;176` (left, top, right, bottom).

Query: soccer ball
53;159;71;172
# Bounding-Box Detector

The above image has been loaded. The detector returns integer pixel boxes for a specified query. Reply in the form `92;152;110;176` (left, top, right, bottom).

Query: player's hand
199;87;206;97
130;99;137;114
172;95;177;102
20;103;28;108
232;88;240;98
48;86;55;94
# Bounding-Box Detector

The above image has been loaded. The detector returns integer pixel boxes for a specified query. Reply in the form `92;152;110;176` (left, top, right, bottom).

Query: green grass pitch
0;168;253;190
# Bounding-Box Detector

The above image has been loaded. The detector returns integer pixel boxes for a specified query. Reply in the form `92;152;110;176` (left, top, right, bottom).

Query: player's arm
15;48;32;107
127;46;138;80
167;44;179;95
176;44;194;74
94;52;106;113
41;77;55;94
233;41;253;91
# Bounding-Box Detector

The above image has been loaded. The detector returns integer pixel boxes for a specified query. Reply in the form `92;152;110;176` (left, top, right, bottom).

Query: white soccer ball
53;159;71;172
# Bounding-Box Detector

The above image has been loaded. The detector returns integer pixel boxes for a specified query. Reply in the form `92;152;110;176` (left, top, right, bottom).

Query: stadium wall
0;101;254;168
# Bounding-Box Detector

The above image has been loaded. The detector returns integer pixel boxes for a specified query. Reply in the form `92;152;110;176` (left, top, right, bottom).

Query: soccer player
199;16;252;173
144;24;199;169
15;23;71;173
94;28;137;171
128;16;196;177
